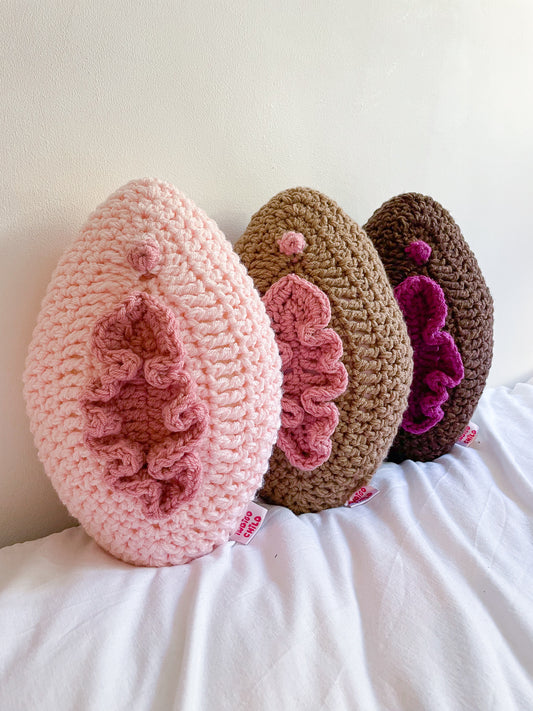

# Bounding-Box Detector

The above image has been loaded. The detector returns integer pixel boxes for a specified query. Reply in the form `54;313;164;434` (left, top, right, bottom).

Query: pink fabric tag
457;422;480;447
230;501;268;544
344;485;380;508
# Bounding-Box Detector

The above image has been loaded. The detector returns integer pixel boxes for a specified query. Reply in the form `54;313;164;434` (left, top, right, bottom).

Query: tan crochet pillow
235;187;413;513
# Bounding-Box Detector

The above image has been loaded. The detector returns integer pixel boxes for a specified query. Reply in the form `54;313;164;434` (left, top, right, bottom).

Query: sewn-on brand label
457;422;480;447
230;501;268;544
344;485;380;508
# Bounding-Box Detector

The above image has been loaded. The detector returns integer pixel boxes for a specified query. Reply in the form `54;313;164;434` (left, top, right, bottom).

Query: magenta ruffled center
263;274;348;470
394;275;464;435
80;292;209;519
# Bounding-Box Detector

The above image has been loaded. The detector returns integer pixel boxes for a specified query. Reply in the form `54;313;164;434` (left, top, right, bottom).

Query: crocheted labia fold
394;275;464;434
262;274;348;470
80;291;209;519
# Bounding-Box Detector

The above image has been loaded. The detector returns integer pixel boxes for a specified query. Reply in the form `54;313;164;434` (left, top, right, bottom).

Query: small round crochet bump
235;187;413;514
364;193;494;462
127;237;161;274
278;231;306;255
405;240;432;265
24;178;282;566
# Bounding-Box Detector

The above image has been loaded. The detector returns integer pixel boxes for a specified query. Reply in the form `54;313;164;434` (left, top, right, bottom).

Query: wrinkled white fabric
1;381;532;711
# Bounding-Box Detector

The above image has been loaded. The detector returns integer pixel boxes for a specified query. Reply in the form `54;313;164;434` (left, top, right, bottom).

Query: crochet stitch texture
235;187;413;514
364;193;494;462
263;273;348;471
24;178;282;566
394;275;464;434
80;291;209;520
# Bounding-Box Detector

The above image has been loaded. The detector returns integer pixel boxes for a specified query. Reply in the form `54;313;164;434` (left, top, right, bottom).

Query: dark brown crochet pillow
363;193;494;463
235;187;413;514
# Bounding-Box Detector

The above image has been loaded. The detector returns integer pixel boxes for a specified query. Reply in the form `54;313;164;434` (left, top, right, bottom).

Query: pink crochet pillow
24;179;282;566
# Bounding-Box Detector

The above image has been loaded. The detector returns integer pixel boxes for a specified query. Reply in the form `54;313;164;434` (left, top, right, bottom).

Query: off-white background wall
1;0;532;548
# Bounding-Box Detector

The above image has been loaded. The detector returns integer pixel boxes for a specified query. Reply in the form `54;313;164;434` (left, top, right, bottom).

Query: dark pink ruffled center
394;275;464;435
80;292;209;519
263;274;348;471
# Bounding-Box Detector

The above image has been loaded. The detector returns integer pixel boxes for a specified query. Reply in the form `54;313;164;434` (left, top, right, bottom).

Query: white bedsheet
1;381;532;711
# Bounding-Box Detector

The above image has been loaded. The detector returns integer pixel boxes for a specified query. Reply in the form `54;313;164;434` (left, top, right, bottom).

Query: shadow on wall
215;210;251;245
0;222;77;548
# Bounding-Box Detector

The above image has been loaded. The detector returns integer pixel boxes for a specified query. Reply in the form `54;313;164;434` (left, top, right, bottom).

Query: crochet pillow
24;178;282;566
234;187;413;514
363;193;494;462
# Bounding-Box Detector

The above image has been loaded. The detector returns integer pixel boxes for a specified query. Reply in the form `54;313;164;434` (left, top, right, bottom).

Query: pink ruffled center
80;292;209;519
394;275;464;435
263;274;348;471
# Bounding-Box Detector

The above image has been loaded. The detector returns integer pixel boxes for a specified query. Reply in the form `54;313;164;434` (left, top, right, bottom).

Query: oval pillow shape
363;193;494;462
234;187;413;514
24;178;282;566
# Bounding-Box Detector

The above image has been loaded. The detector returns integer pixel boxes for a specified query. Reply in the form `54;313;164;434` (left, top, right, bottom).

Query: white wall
1;0;532;548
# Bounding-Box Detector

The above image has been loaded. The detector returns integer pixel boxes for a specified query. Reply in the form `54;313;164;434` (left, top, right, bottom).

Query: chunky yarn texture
364;193;494;462
263;273;348;471
235;187;413;514
24;178;282;566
